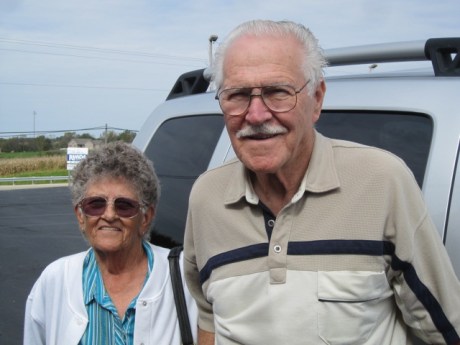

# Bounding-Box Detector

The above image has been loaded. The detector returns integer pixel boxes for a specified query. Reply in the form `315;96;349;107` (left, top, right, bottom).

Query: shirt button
274;245;282;253
267;219;275;227
142;301;147;306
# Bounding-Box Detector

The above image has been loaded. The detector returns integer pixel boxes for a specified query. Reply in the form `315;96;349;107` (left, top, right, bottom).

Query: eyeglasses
78;196;143;218
215;80;310;116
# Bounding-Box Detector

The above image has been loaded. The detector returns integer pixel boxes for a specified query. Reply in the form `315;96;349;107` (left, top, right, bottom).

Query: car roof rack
166;37;460;100
326;37;460;77
166;69;209;100
425;38;460;76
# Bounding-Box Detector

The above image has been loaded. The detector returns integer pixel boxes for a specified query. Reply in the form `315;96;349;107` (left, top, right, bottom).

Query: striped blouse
79;241;154;345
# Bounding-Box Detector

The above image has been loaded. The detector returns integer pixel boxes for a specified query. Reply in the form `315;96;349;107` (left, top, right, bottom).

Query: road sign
66;147;88;170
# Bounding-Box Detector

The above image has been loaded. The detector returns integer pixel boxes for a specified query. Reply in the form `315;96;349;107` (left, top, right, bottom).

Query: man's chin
244;158;283;175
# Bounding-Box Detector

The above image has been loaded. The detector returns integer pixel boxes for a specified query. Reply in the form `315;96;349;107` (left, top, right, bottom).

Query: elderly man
184;20;460;345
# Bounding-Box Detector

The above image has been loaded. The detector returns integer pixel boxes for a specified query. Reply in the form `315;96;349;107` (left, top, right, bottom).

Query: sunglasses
79;196;143;218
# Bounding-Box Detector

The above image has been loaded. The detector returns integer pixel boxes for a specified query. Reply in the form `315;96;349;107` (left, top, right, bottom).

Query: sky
1;0;459;139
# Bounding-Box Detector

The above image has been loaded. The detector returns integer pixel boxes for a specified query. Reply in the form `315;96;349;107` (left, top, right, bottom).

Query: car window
143;114;224;246
316;111;433;187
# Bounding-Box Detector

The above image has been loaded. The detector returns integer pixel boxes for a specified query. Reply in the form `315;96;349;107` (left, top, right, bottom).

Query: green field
0;150;65;159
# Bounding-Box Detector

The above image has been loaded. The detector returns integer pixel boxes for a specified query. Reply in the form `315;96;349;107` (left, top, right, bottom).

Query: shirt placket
260;202;292;284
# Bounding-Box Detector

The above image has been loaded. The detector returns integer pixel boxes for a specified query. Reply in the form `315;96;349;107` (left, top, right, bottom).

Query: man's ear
312;79;326;123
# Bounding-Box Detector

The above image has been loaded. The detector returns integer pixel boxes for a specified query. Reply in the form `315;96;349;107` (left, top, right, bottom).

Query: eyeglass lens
80;197;141;218
219;85;297;116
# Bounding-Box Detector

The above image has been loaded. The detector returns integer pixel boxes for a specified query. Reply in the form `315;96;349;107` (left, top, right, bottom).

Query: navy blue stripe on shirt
287;239;393;256
199;243;269;285
199;239;459;343
391;250;459;344
199;239;388;284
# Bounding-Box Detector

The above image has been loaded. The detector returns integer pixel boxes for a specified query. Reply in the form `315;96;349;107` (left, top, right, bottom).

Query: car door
444;142;460;278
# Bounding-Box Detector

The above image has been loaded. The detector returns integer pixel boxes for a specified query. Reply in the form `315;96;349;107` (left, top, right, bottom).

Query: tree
100;130;118;143
53;132;76;149
117;130;136;143
2;137;33;152
34;136;52;151
77;133;95;139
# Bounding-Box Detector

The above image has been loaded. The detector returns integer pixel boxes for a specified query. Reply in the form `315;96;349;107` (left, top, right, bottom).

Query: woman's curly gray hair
212;20;327;96
69;141;160;210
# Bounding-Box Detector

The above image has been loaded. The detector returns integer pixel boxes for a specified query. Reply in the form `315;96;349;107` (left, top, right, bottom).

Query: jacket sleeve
23;278;46;345
386;161;460;344
23;253;88;345
183;205;215;333
392;212;460;344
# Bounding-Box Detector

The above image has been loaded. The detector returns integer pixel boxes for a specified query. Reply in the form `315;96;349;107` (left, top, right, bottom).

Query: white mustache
236;124;288;139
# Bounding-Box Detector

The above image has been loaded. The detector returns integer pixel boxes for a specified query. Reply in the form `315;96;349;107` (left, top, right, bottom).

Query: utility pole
208;35;218;68
208;35;218;91
33;111;36;138
105;123;108;144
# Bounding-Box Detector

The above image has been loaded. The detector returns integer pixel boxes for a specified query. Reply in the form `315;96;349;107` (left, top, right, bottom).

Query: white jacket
24;243;197;345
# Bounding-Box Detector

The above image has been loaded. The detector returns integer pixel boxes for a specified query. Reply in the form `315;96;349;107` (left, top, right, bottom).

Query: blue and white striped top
79;241;154;345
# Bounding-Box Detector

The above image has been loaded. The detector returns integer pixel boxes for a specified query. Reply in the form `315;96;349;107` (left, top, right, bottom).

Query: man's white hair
212;20;328;95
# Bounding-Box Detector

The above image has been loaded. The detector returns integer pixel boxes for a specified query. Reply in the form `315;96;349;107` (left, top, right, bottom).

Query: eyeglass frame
215;80;310;116
78;196;145;219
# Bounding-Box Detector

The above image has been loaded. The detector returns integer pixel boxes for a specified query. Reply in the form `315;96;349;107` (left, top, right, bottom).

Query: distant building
67;139;103;150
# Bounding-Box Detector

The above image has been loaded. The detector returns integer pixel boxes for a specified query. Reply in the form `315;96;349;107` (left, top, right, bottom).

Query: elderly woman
24;141;197;345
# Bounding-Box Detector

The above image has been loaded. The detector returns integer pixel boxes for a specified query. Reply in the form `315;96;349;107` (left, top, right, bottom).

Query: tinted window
144;115;224;247
316;111;433;187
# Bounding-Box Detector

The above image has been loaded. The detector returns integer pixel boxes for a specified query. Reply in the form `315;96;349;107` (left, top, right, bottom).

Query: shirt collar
82;240;154;306
224;130;340;206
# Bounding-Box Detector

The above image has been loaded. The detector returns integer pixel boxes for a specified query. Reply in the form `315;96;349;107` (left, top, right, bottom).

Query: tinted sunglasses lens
114;198;140;218
80;197;140;218
81;197;107;216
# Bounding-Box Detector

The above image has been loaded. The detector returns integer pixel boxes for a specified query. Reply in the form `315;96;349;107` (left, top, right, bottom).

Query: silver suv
133;37;460;284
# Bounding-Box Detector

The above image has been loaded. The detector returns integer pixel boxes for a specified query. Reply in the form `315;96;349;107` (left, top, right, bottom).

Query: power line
1;126;105;134
0;37;207;63
0;38;207;92
0;81;167;92
0;47;205;68
0;126;138;138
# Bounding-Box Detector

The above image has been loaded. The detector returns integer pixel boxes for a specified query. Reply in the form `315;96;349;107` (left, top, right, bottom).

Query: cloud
0;0;459;137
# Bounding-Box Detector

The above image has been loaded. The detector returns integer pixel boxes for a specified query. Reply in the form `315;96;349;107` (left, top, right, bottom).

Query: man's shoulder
323;135;415;182
194;158;242;186
187;158;244;205
327;136;406;166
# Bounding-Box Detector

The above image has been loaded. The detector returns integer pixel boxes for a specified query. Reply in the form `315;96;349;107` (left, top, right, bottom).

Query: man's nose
245;94;272;123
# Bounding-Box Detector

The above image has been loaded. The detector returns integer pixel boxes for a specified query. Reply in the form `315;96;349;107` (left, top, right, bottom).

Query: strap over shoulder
168;246;195;345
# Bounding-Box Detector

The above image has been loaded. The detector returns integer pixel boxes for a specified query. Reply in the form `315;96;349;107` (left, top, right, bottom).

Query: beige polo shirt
184;131;460;345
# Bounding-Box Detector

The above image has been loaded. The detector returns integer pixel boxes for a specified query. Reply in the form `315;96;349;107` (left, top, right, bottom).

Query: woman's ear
74;205;85;228
140;205;155;234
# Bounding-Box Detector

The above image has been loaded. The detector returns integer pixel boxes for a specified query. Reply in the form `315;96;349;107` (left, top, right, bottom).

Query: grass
0;151;64;159
10;169;69;177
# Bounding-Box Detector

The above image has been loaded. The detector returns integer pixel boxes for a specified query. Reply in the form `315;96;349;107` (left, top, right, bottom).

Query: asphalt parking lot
0;185;88;344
